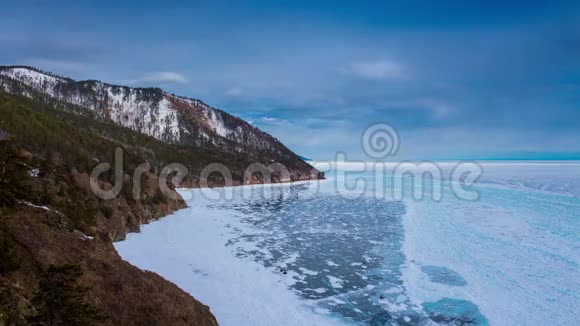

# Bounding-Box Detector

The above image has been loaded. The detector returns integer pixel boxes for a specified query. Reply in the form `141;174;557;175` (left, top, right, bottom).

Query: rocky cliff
0;65;321;181
0;110;217;325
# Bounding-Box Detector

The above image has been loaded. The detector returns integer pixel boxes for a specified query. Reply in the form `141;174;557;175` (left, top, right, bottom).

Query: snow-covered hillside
0;66;281;154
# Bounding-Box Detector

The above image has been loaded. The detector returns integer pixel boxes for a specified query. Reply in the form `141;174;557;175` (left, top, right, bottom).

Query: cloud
225;87;243;96
125;71;188;85
375;98;455;118
418;99;454;118
257;119;358;158
345;59;404;81
258;117;291;126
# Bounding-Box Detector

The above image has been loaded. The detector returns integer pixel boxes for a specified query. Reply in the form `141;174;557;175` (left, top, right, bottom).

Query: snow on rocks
19;201;64;216
0;66;291;155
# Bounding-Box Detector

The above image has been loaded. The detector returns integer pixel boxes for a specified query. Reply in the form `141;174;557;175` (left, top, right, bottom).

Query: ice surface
116;162;580;325
402;162;580;326
420;266;467;287
422;298;488;325
115;186;344;326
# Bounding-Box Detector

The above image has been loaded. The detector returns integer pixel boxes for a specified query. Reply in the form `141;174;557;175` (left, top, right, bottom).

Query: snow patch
327;275;344;289
20;202;64;216
206;110;229;138
0;68;60;96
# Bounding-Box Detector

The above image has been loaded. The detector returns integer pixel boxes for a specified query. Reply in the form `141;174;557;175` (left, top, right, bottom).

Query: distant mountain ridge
0;65;320;181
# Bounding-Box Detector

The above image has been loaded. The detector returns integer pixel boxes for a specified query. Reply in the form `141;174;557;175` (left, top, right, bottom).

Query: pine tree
0;140;31;207
0;224;20;274
29;264;107;325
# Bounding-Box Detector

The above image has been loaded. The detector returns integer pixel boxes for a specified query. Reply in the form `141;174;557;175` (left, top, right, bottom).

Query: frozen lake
115;162;580;325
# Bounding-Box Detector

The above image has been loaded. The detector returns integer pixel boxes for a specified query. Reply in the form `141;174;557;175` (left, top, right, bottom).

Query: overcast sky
2;0;579;160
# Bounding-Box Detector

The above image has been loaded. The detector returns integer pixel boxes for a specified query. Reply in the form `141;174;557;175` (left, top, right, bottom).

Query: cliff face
0;134;217;325
2;207;218;326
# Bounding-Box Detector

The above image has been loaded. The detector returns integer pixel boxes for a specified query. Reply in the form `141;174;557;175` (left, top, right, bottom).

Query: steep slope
0;100;219;325
0;66;322;325
0;65;322;181
2;205;218;326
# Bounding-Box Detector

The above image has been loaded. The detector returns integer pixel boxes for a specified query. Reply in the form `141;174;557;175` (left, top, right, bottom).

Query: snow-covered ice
116;162;580;325
115;186;344;326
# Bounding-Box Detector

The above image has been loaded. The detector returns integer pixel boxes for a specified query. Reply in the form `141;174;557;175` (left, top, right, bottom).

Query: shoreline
114;186;344;326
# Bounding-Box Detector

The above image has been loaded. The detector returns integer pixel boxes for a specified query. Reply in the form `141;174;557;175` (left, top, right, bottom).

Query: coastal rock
3;211;218;326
